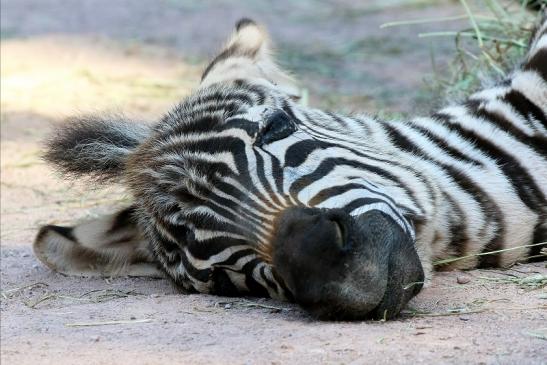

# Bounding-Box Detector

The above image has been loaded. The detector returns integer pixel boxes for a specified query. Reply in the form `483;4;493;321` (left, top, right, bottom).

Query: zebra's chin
271;208;424;320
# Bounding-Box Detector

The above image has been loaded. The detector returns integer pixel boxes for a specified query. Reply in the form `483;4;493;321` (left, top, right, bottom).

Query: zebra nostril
331;219;345;248
325;210;349;249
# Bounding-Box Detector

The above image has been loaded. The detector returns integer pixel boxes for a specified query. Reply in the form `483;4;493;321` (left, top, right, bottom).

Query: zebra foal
34;16;546;320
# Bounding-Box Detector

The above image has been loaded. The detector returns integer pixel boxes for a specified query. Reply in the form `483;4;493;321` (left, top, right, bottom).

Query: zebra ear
200;18;301;99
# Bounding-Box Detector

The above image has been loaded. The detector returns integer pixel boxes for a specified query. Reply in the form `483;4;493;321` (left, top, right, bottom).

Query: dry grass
477;273;547;290
431;0;543;100
383;0;543;102
36;288;143;307
433;242;547;266
64;319;152;327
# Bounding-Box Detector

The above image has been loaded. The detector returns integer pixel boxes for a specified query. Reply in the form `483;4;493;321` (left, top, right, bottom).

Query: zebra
34;16;546;320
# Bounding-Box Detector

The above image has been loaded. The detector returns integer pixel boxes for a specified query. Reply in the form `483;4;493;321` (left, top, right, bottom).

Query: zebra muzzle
271;207;424;320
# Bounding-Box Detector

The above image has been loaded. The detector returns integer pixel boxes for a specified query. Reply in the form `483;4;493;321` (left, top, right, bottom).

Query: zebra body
35;17;547;319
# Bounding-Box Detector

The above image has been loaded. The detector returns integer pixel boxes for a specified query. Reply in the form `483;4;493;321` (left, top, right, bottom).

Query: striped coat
34;16;546;319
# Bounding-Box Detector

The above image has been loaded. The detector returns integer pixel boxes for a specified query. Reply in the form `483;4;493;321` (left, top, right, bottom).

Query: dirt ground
1;0;546;364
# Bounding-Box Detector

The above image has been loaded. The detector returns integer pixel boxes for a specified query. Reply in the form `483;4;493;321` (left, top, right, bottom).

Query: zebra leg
33;206;163;278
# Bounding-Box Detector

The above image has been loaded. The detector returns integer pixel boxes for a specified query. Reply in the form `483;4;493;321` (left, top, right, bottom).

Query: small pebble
224;303;232;309
150;294;160;298
459;316;470;321
130;315;136;320
457;276;471;284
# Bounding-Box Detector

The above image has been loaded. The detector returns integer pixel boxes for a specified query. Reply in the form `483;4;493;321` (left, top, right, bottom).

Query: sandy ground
1;1;546;364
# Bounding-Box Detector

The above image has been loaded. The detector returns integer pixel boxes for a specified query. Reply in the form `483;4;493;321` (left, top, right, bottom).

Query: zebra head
125;19;424;320
40;19;425;320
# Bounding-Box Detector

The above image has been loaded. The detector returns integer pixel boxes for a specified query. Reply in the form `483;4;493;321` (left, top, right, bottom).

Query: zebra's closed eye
255;109;297;147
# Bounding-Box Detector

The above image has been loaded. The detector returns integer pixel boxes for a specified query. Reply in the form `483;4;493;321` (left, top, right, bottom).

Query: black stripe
326;111;351;130
529;226;547;262
406;122;483;166
284;139;323;168
466;98;547;156
201;44;260;81
342;198;409;232
236;18;257;31
270;154;287;201
259;265;278;293
211;268;241;296
503;89;547;131
156;135;279;214
212;181;275;218
523;48;547;82
342;197;390;213
434;111;546;215
288;157;409;208
443;192;468;258
39;225;76;242
271;268;293;301
194;90;256;107
284;104;432;214
189;236;253;262
384;123;504;266
207;189;268;227
217;248;257;267
254;151;283;206
244;84;267;104
308;182;402;208
178;247;211;283
301;110;338;133
107;206;137;234
162;115;221;136
243;258;270;297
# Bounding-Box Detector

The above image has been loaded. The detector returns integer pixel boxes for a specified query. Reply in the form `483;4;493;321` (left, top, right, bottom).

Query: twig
192;306;217;313
25;294;58;308
65;319;152;327
488;306;547;311
418;31;527;47
477;274;547;290
240;300;287;311
433;242;546;266
522;328;547;341
380;14;494;28
403;281;424;290
1;282;48;299
404;304;547;318
460;0;484;48
403;308;485;317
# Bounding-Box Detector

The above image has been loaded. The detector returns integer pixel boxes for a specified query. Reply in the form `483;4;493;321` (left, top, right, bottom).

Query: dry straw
382;0;544;102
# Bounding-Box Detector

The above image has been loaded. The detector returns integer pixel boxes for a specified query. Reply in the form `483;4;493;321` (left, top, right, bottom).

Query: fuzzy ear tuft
200;18;301;99
43;115;150;182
